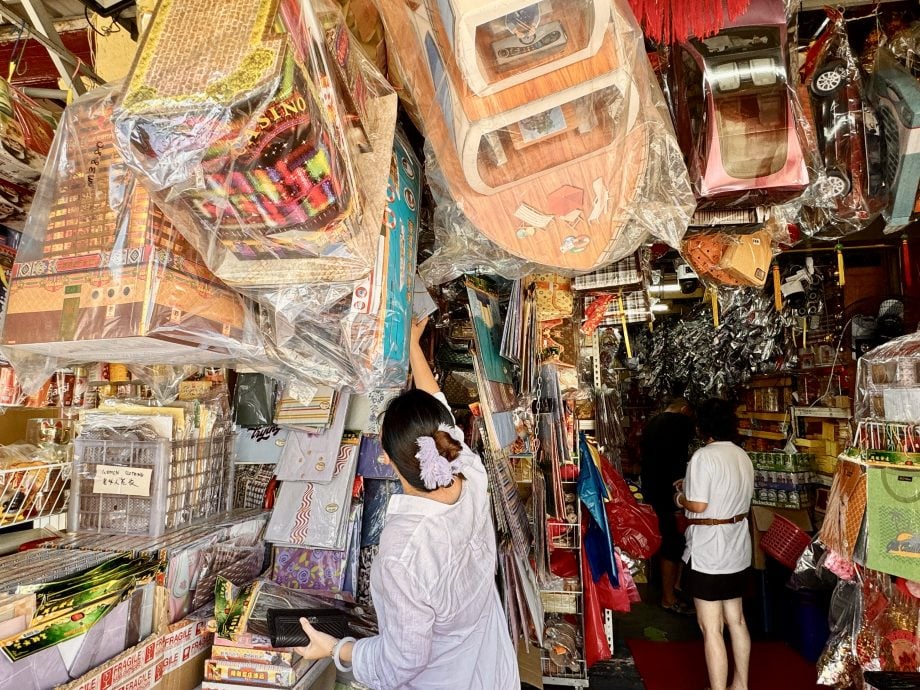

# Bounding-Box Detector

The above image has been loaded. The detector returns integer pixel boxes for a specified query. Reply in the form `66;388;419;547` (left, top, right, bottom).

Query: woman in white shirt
294;317;520;689
675;399;754;690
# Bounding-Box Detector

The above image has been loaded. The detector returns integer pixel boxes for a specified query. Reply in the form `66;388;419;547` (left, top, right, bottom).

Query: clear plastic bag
378;0;693;274
854;332;920;424
794;8;887;240
681;220;787;289
663;0;813;208
0;83;261;395
113;0;396;290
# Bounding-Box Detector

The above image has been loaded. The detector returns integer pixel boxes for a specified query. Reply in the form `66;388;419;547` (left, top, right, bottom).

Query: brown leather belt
686;513;748;526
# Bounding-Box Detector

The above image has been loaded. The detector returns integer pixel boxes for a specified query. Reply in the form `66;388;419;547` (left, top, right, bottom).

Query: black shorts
685;562;748;601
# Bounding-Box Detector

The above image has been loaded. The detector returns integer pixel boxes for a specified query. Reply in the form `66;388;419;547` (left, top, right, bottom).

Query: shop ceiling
0;0;129;93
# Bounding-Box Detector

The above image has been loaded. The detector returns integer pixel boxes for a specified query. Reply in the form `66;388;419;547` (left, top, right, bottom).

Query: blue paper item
578;433;618;586
356;434;397;480
378;130;422;387
361;479;402;546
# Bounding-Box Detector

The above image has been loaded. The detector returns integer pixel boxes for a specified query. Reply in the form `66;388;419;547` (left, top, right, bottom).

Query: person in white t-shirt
674;399;754;690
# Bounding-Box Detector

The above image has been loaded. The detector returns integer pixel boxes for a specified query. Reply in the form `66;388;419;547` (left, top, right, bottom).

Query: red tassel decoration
628;0;752;44
903;235;913;290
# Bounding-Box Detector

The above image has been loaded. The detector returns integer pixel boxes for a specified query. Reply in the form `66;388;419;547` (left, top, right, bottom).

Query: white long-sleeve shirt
351;394;519;689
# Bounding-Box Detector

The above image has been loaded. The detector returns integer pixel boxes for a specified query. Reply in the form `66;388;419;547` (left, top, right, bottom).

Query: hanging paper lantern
627;0;752;44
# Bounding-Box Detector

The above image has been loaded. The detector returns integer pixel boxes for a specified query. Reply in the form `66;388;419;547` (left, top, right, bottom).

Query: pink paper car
669;1;809;206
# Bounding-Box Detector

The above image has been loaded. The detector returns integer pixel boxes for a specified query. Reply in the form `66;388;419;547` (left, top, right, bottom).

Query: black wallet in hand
267;608;349;648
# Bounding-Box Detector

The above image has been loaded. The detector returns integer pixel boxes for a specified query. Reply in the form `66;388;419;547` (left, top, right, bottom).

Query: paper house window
428;0;609;95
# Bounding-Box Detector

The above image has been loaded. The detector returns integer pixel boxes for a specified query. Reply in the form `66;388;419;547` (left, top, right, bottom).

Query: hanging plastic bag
599;455;662;559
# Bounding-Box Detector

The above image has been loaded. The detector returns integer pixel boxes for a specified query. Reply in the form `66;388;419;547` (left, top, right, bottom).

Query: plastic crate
69;433;233;537
760;515;812;569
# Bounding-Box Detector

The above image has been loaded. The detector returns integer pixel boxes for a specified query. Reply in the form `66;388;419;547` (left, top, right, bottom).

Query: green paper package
867;465;920;581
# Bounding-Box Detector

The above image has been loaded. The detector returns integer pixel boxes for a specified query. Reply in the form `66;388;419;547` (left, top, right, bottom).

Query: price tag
92;465;153;497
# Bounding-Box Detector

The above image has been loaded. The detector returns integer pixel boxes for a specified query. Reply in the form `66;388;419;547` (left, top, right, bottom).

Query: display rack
791;406;852;484
539;439;589;687
0;460;70;530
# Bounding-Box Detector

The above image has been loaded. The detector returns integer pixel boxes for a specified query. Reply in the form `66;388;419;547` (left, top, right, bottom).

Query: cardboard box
722;230;773;287
1;583;155;690
58;610;213;690
202;658;333;690
1;86;248;361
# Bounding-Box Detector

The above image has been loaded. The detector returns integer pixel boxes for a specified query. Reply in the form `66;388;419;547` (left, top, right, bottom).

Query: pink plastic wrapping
378;0;693;275
854;332;920;424
0;83;260;396
665;0;813;208
112;0;395;291
795;8;886;239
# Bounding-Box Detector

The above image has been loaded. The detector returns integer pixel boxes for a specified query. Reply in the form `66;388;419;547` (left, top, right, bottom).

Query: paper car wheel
811;64;845;96
824;171;851;198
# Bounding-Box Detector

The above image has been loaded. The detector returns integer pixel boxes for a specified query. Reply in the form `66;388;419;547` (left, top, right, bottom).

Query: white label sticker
92;465;153;497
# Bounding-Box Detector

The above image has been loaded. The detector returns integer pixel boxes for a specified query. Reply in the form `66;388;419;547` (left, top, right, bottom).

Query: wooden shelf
739;429;787;441
743;412;789;422
747;377;793;388
791;407;850;420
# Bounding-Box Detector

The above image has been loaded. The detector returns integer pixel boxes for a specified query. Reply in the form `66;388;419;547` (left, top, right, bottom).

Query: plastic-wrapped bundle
854;332;920;424
256;128;420;393
0;83;258;393
681;223;784;289
664;0;813;208
795;8;887;239
378;0;693;273
113;0;396;290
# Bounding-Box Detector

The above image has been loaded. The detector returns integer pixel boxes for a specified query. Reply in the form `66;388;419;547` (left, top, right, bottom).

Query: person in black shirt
640;396;695;614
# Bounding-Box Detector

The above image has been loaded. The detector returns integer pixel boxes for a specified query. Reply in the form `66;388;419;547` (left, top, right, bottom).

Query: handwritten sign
92;465;153;497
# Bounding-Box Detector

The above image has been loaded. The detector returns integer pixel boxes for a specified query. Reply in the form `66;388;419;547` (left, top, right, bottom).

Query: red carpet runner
627;639;822;690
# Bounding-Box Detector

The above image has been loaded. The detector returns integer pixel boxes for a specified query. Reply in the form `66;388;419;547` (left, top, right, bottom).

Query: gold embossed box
1;85;250;362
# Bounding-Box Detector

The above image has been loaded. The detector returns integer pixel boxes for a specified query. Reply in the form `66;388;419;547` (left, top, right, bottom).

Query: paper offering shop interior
0;1;918;689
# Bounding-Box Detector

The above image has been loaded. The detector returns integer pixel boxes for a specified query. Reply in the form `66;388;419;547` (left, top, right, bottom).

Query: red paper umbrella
628;0;752;44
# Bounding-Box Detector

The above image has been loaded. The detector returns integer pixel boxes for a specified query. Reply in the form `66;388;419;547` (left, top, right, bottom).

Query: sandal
660;601;695;616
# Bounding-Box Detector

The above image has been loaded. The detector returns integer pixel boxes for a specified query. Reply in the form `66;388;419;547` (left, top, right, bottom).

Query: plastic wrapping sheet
378;0;693;274
124;364;203;404
793;8;887;240
0;78;56;189
246;127;420;394
817;578;863;687
664;0;813;208
854;332;920;424
113;0;396;291
0;83;261;396
680;222;785;289
332;0;387;73
854;569;920;675
231;578;377;641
